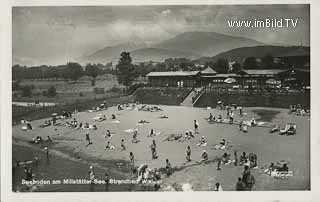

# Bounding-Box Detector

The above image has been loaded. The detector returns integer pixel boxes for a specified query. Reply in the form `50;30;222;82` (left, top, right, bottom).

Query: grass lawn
12;105;310;191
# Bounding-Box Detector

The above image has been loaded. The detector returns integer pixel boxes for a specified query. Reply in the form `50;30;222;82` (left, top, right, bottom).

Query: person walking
86;132;92;145
165;159;172;176
120;139;126;151
235;177;245;191
129;152;135;172
194;120;199;134
150;140;158;159
186;145;191;162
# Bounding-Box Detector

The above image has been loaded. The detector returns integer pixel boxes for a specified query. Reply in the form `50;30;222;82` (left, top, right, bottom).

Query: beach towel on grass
148;132;161;137
197;142;207;147
264;170;293;179
21;126;28;131
124;128;137;133
212;144;227;150
93;116;106;121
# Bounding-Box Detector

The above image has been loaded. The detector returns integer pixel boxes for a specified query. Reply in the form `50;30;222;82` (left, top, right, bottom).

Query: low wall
194;91;310;108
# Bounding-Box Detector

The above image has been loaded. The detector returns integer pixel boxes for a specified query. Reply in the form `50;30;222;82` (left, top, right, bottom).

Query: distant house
146;67;310;89
200;67;217;86
238;69;286;88
146;71;200;87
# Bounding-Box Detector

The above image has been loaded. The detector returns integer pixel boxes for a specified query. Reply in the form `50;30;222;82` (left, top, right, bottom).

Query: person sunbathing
111;114;116;120
217;115;223;122
164;133;183;142
208;113;213;121
264;162;276;175
105;130;111;138
278;163;289;172
159;115;168;119
251;117;257;126
270;125;280;133
105;141;115;150
239;152;248;164
198;136;207;146
138;120;149;124
33;136;42;144
27;123;33;130
220;139;226;146
201;150;208;162
221;153;231;164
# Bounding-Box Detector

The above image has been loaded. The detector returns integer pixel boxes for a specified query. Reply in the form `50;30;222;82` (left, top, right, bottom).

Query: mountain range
193;45;310;64
79;31;264;64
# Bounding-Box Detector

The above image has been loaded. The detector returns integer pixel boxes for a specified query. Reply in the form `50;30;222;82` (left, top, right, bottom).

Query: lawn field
12;105;310;191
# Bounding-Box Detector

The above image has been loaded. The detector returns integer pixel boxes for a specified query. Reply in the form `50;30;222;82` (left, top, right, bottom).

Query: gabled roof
241;69;286;75
146;71;200;77
201;67;217;75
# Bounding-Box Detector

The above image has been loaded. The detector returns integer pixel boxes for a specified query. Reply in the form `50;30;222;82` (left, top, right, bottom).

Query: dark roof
204;73;240;78
201;67;217;75
241;69;286;75
275;48;310;58
146;71;200;77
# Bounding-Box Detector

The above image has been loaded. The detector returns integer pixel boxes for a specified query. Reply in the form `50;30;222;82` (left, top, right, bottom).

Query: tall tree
66;62;84;81
116;52;134;88
243;57;259;69
213;58;229;73
231;62;242;73
261;54;274;69
85;63;99;86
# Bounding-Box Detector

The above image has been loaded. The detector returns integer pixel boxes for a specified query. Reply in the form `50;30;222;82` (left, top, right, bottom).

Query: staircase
180;87;204;107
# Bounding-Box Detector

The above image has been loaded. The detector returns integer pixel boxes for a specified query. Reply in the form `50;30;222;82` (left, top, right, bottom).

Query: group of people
23;102;264;191
289;104;308;116
235;165;256;191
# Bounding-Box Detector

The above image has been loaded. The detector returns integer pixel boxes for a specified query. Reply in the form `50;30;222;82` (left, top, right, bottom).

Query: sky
12;5;310;66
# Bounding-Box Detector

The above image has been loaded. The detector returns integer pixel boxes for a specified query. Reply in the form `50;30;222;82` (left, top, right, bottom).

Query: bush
94;87;105;94
21;85;32;97
47;86;57;97
108;86;122;93
42;90;47;96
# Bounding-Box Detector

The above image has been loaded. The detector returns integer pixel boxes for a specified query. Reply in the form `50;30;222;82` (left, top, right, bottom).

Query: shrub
42;90;47;96
21;85;32;97
47;86;57;97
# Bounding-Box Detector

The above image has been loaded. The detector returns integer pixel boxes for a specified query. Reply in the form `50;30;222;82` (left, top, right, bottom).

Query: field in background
13;74;122;103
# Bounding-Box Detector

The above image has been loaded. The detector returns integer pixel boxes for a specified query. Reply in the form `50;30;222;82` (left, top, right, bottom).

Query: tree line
13;52;283;90
12;62;115;82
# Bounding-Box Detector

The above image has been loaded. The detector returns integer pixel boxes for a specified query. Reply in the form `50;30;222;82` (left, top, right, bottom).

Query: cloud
12;5;310;66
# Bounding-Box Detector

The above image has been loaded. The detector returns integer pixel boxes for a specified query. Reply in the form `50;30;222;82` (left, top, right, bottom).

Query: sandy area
12;105;310;191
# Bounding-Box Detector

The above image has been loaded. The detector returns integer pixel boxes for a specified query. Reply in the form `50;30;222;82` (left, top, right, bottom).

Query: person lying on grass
201;150;208;162
197;136;207;146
